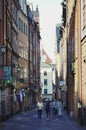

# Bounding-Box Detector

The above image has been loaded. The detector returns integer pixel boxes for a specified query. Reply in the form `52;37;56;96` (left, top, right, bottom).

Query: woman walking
37;98;44;119
57;99;63;120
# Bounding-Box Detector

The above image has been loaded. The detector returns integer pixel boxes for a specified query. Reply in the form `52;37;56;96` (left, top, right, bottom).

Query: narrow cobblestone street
0;109;86;130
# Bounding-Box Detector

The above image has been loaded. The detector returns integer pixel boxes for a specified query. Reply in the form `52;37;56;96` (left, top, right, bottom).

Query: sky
27;0;62;62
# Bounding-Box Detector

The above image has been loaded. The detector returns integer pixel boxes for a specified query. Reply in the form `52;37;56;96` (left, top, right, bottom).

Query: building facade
27;4;41;107
81;0;86;107
0;0;41;120
62;0;86;123
40;47;54;101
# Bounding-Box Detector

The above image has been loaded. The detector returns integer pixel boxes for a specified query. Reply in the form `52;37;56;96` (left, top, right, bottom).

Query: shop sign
0;66;11;80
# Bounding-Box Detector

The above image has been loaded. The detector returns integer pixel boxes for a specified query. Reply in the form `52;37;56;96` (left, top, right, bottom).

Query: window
44;79;47;85
44;89;47;94
24;23;25;34
26;25;28;35
57;42;60;53
44;71;47;76
23;45;26;59
21;20;23;32
19;18;20;30
82;0;86;30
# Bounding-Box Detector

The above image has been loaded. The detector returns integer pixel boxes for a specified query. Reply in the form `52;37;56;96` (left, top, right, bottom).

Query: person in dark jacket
45;98;51;120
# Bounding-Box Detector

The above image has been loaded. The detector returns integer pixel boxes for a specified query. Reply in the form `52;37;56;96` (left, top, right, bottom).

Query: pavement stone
0;110;86;130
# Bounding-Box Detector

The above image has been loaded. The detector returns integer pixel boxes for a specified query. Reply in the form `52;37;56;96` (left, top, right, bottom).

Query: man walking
45;98;51;120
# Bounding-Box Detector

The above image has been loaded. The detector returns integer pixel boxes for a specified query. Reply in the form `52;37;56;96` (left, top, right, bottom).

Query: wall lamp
17;65;21;72
0;45;6;55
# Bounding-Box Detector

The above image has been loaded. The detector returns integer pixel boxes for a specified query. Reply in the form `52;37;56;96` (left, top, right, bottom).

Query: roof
42;48;52;65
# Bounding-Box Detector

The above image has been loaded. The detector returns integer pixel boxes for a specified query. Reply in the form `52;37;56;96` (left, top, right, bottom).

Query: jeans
37;109;42;119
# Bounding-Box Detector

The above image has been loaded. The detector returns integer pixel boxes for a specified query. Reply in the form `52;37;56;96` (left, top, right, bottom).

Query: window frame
44;79;48;85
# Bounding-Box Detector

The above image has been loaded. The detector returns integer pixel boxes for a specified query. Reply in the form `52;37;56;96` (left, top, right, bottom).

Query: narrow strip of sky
27;0;62;62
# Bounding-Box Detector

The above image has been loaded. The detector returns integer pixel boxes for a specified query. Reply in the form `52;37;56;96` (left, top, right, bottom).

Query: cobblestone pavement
0;110;86;130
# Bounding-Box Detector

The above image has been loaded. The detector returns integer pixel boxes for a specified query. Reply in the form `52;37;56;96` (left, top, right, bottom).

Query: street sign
60;80;65;86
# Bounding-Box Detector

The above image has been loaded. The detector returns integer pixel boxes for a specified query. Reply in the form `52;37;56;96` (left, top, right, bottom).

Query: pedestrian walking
13;90;17;114
37;98;44;119
52;99;57;117
57;99;63;120
45;98;51;120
